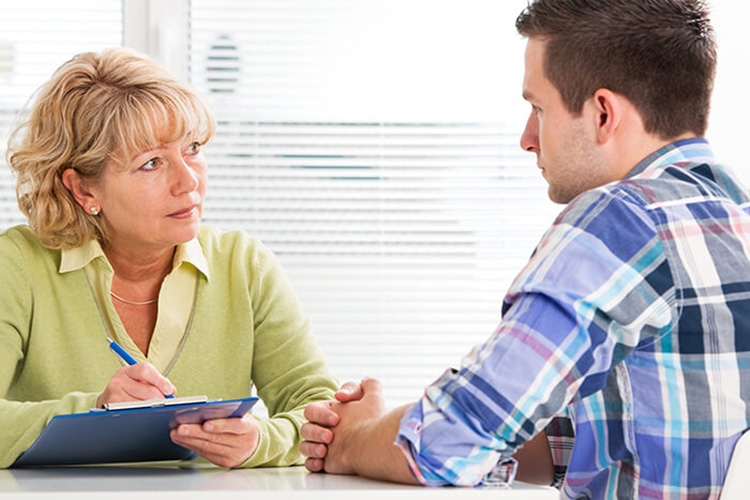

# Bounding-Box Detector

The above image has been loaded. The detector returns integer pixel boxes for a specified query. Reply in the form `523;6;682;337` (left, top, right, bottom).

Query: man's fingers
301;422;333;444
300;440;328;459
335;380;364;402
305;457;325;472
304;401;340;427
360;377;384;398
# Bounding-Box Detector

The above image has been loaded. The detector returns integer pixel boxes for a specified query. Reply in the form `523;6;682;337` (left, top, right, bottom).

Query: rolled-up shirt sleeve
396;386;510;486
394;289;584;487
394;190;671;487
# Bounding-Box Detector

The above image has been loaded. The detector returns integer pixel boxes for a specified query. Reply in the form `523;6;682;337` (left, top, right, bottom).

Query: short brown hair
7;48;216;249
516;0;716;139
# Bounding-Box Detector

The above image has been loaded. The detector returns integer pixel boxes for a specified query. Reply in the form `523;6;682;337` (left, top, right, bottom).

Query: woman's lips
169;206;197;218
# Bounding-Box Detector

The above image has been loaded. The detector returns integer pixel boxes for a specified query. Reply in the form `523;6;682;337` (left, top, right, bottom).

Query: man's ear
61;168;99;213
590;88;624;144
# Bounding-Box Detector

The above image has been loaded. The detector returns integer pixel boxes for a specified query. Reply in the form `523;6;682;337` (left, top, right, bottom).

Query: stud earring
89;206;100;216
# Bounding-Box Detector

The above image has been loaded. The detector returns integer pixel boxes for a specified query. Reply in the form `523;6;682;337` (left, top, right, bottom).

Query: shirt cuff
395;402;433;485
395;399;505;487
238;420;264;468
483;457;518;487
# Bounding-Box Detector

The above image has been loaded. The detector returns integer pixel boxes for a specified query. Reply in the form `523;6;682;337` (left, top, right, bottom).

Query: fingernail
204;422;214;431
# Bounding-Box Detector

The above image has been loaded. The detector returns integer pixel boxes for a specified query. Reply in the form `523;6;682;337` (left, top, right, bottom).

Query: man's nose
520;112;539;153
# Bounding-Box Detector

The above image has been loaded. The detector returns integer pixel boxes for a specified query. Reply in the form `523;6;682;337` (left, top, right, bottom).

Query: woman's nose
170;154;200;195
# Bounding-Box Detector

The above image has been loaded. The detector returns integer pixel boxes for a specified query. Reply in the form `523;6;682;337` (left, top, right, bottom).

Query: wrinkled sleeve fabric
0;232;100;468
240;242;338;467
396;189;673;486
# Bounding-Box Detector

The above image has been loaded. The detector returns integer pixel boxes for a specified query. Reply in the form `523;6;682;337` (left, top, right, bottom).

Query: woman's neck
102;243;175;285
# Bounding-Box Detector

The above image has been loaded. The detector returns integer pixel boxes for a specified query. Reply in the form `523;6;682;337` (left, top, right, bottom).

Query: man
300;1;750;498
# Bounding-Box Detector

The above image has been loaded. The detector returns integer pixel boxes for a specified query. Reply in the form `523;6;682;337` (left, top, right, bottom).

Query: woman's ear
61;168;100;215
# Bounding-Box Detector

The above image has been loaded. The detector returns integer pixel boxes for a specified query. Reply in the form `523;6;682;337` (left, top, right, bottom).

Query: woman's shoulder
198;225;264;249
0;224;50;255
197;225;275;264
0;225;60;280
196;226;288;289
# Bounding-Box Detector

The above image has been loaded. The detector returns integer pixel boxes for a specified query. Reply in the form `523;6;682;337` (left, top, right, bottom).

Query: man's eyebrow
522;90;536;102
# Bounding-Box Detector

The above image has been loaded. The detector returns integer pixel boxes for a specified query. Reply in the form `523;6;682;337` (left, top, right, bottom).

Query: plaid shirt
396;138;750;499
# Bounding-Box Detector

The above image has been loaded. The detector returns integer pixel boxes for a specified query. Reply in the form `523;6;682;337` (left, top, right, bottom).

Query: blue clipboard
12;395;258;467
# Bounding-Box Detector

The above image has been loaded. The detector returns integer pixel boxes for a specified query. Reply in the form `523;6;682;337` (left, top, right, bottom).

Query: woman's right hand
96;363;176;407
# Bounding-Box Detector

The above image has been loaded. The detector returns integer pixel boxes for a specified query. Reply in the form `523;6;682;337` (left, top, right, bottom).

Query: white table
0;465;559;499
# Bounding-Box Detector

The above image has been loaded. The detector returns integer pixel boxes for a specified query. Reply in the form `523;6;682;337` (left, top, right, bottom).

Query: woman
0;48;337;468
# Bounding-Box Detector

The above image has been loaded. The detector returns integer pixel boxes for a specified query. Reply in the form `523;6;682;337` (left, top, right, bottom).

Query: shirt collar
174;237;211;280
60;237;211;281
625;137;714;179
59;238;109;273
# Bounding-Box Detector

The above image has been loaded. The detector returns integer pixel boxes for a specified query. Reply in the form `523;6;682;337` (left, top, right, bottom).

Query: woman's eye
139;158;160;171
187;142;201;155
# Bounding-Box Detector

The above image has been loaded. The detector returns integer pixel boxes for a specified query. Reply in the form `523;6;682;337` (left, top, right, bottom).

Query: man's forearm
347;405;419;485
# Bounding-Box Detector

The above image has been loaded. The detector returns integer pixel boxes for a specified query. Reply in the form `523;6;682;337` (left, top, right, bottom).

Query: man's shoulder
554;183;650;234
559;159;748;229
618;159;749;207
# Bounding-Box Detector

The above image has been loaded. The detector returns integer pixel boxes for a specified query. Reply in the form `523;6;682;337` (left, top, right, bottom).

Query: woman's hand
170;414;260;468
96;363;177;407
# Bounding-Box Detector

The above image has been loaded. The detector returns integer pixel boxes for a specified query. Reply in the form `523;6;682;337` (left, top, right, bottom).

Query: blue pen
106;336;175;398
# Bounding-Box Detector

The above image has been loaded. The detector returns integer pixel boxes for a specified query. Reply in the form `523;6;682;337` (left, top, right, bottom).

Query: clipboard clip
101;395;210;411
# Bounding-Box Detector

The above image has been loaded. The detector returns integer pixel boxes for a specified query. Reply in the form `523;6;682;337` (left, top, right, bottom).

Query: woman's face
92;136;207;253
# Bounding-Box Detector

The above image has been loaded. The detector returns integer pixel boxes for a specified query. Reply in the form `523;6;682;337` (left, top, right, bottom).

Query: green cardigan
0;225;337;468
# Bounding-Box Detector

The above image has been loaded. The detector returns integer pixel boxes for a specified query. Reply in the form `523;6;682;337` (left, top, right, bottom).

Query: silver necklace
110;290;158;306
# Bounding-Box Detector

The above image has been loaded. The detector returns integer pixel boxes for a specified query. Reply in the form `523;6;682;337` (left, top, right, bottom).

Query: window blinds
0;1;123;226
0;0;744;412
189;0;560;406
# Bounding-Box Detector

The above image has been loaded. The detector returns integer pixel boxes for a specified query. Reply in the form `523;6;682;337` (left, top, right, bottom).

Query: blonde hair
6;47;216;249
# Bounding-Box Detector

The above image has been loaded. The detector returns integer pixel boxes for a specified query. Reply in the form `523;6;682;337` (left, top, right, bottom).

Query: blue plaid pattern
396;139;750;499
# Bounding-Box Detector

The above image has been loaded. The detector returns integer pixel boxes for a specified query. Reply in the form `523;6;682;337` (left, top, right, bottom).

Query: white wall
706;0;750;184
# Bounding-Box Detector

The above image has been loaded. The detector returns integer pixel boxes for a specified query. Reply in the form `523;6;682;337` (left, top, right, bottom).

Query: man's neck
612;132;699;181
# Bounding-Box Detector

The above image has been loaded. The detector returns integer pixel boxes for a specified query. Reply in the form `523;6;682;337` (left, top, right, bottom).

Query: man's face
520;38;607;204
